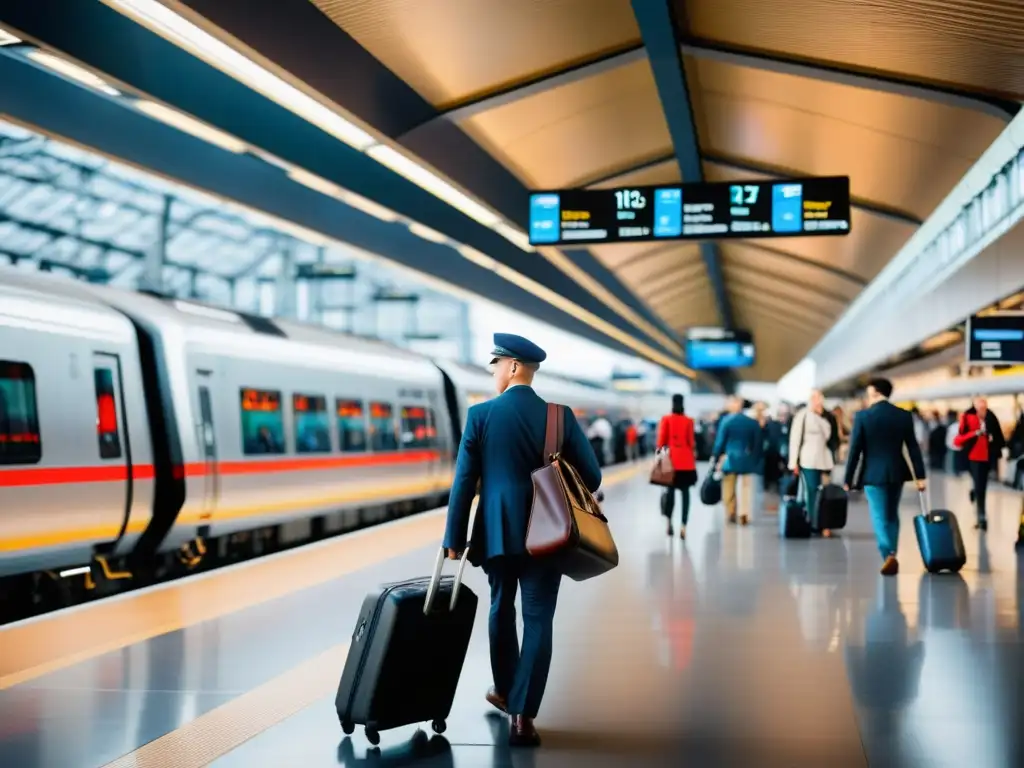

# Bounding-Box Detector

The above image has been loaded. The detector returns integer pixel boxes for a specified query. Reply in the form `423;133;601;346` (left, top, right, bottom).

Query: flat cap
490;332;547;366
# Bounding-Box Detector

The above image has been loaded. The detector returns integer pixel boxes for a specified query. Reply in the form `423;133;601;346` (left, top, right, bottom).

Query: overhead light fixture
492;222;535;252
367;144;503;229
408;222;447;244
287;166;346;199
340;192;399;222
135;99;247;153
457;245;499;271
0;28;20;46
26;50;120;96
103;0;377;151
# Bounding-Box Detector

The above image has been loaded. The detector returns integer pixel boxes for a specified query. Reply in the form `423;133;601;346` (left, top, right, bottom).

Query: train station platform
1;463;1022;768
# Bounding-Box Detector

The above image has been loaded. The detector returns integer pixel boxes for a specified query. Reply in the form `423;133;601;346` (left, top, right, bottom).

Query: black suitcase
815;483;848;530
912;492;966;574
779;498;812;538
336;548;478;745
700;470;722;505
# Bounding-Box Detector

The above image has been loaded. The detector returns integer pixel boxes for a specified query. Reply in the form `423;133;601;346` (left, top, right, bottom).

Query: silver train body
0;269;638;579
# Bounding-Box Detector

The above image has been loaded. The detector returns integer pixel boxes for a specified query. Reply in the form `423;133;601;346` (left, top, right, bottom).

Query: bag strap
544;402;564;464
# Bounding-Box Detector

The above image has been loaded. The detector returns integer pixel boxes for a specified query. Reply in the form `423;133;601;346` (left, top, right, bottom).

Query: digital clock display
528;176;851;246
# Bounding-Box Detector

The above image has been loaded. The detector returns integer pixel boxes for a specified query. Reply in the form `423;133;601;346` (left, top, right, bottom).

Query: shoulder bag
526;403;619;581
649;416;675;487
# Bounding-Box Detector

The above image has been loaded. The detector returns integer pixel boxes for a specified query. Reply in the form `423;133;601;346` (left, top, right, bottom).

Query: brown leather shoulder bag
525;403;619;581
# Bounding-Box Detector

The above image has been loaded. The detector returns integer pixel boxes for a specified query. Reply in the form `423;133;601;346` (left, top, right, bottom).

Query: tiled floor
2;467;1022;767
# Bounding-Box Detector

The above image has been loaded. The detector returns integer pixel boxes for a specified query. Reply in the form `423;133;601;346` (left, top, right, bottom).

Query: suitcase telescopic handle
901;443;929;516
424;499;476;615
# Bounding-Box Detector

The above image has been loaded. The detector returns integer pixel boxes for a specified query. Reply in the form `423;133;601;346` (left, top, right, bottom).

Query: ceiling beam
630;0;733;331
680;38;1018;122
728;241;868;287
423;45;647;127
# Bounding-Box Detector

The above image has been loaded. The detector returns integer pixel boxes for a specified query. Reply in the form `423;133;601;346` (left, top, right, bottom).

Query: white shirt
789;408;835;471
587;417;612;441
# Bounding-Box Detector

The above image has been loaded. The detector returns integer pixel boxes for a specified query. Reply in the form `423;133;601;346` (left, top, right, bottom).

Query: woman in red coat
657;394;698;538
952;396;1004;531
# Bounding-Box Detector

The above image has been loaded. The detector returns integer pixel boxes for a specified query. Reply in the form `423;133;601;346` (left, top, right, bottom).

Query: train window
400;405;435;449
368;401;397;452
239;388;285;455
0;360;42;465
293;393;331;454
94;367;122;460
336;398;367;452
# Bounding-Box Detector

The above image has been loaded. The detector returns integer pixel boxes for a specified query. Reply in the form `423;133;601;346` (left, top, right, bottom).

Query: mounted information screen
529;176;851;246
686;328;756;370
966;313;1024;365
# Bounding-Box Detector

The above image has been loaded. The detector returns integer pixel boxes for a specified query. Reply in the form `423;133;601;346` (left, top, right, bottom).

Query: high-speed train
0;268;638;618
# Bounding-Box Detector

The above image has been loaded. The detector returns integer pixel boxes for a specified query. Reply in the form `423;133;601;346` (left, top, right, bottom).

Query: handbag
649;445;675;487
699;470;722;506
526;403;619;581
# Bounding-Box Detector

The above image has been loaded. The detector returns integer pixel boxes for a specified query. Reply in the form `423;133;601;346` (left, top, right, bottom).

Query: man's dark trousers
486;555;562;719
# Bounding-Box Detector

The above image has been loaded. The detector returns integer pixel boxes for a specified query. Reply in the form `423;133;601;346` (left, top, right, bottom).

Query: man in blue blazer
443;333;601;747
843;378;926;576
711;396;764;525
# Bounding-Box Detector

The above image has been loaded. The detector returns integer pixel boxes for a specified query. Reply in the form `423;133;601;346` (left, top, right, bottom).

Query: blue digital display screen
527;176;850;246
686;340;756;370
967;314;1024;364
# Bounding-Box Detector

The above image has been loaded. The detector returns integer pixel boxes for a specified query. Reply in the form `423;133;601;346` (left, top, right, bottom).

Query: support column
274;240;297;318
141;195;172;294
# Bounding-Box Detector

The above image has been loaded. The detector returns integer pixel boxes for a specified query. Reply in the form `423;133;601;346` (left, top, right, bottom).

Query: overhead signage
685;329;756;370
966;313;1024;365
529;176;851;246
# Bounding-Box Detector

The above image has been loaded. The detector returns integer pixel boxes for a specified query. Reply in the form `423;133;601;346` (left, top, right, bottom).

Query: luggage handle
901;443;929;516
424;499;477;615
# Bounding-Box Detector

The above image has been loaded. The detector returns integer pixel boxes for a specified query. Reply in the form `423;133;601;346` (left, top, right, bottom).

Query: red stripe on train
0;450;441;488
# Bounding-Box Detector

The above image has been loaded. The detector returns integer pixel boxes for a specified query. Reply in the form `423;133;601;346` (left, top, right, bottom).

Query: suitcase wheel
365;726;380;746
431;719;447;735
341;720;355;736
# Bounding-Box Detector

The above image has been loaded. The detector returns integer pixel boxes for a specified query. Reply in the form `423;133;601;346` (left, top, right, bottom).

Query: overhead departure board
685;328;755;370
529;176;851;246
966;313;1024;365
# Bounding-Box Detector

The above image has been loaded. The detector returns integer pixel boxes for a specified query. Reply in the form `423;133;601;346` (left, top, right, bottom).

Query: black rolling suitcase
815;483;848;530
336;546;478;745
780;497;812;538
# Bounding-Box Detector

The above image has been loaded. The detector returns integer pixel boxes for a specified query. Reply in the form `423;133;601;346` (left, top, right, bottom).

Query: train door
92;353;133;542
194;370;219;522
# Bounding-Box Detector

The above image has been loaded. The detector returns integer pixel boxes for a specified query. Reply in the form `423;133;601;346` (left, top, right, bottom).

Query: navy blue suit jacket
844;400;926;487
442;385;602;563
711;412;763;475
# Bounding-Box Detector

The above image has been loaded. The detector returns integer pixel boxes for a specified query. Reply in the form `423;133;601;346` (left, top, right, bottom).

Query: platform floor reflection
0;466;1021;767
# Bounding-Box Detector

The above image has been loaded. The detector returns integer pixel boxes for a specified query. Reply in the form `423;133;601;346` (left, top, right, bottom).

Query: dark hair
671;394;684;414
948;409;959;419
868;378;893;398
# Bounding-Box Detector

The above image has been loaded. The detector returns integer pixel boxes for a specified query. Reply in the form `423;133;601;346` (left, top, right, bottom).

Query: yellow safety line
0;462;645;690
100;643;350;768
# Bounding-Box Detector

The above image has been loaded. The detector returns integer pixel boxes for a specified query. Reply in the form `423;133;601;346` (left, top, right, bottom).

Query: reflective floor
1;466;1022;767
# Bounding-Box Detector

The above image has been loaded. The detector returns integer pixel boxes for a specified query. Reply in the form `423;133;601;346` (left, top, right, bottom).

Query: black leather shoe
485;687;507;714
509;715;541;747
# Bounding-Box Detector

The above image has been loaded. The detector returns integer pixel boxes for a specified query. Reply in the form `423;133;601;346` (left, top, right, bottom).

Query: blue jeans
800;468;823;529
864;484;903;560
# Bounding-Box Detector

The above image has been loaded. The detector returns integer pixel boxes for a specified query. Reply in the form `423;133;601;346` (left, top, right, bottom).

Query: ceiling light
26;50;120;96
103;0;377;150
367;144;503;229
135;100;247;153
340;192;399;222
408;222;448;244
0;28;20;46
492;222;534;252
457;245;499;271
287;167;346;199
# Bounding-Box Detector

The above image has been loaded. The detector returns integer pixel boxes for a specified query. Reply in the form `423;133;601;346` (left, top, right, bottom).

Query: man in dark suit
443;333;601;747
843;378;926;576
711;396;764;525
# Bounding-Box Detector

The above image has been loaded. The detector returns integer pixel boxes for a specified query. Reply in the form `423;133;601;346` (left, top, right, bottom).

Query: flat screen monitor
685;328;756;369
966;313;1024;365
528;176;851;247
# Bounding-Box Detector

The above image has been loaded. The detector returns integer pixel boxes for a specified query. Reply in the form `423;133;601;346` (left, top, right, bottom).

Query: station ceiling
1;0;1019;381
